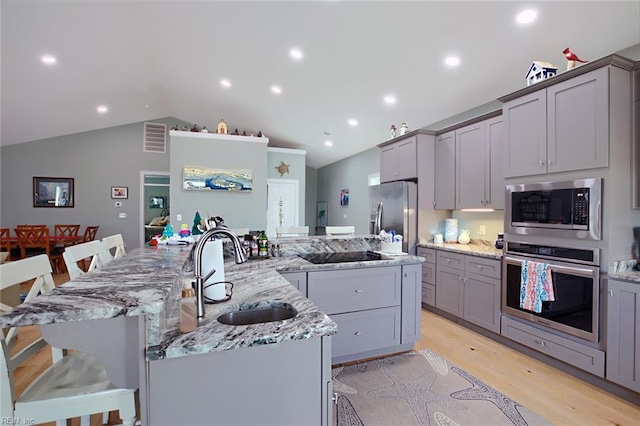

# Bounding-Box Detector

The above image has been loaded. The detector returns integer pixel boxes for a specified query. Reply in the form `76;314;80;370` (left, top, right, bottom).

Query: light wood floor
418;309;640;425
10;273;640;425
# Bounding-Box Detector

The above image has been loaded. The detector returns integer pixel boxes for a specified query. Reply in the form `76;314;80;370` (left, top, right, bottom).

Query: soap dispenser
180;284;197;333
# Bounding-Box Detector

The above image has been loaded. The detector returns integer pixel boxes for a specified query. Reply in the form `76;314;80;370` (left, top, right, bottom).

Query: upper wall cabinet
455;116;504;210
433;131;455;209
503;67;609;178
380;135;417;183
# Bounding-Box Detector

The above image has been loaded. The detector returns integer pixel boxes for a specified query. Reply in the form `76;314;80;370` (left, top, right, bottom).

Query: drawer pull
534;340;545;347
476;265;484;269
354;332;362;336
445;259;451;263
355;289;363;293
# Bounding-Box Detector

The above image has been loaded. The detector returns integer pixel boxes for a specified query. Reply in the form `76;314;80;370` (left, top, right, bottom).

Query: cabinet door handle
354;289;363;293
609;290;614;296
539;160;545;166
354;331;362;336
547;158;552;165
534;340;545;347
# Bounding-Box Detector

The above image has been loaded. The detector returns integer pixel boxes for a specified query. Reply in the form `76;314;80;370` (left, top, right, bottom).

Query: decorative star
332;367;357;394
367;365;467;425
335;395;364;426
412;348;449;376
450;366;529;426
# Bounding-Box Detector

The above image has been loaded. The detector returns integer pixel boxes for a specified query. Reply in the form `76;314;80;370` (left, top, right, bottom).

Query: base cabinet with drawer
417;247;436;307
435;251;501;333
307;264;421;364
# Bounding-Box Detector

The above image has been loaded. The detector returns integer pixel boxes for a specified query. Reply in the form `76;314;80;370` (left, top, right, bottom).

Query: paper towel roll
202;239;226;301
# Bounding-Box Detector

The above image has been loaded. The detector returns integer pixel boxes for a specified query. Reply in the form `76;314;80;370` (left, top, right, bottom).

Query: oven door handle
503;256;597;278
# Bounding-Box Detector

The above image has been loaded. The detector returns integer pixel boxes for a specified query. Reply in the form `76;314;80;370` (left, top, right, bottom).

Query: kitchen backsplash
437;210;504;241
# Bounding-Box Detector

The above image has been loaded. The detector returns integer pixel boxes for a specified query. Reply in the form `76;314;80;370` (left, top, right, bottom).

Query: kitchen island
0;236;424;425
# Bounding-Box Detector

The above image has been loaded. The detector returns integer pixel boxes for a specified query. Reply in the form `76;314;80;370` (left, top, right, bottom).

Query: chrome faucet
193;227;247;320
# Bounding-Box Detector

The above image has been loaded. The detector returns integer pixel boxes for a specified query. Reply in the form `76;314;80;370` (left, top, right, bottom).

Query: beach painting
183;166;253;192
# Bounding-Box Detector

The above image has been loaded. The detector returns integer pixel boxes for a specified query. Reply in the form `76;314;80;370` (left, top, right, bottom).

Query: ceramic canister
444;218;458;243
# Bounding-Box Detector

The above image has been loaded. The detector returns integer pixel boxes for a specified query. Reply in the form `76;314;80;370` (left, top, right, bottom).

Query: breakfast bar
0;236;424;425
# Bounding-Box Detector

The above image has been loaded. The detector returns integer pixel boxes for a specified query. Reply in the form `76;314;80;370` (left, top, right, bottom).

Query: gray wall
317;147;380;234
267;147;307;225
169;132;268;231
0;117;182;250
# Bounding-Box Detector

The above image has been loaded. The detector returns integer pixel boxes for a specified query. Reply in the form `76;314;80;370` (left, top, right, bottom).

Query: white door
267;179;299;239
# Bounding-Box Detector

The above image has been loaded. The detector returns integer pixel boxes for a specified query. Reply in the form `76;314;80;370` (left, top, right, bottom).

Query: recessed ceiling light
444;56;460;67
290;48;304;60
325;140;333;147
271;85;282;95
384;95;397;105
96;105;108;114
220;79;232;88
348;118;358;127
40;54;57;65
516;9;537;24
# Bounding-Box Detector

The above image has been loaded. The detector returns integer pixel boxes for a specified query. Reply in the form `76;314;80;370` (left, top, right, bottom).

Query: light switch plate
119;212;127;219
176;214;182;221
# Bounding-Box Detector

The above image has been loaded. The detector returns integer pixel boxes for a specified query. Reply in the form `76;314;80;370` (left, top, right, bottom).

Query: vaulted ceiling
2;1;639;168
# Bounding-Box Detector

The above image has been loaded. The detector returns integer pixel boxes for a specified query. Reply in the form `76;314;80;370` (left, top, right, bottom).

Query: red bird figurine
563;47;588;69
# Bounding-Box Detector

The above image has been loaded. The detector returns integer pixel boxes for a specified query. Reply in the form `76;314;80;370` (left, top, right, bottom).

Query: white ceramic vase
458;229;471;245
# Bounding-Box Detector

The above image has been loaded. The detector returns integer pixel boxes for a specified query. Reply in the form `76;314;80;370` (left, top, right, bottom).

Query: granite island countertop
0;238;425;361
417;239;503;259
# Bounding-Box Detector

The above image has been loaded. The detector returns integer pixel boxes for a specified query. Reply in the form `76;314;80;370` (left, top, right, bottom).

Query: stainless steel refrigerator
369;181;418;254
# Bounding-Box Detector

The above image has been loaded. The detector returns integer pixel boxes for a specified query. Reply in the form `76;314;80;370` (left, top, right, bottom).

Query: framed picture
340;188;349;206
111;186;128;199
33;177;74;208
149;196;166;209
182;166;253;192
316;201;327;227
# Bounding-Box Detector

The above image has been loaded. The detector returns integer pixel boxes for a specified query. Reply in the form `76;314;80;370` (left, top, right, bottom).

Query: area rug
332;349;551;426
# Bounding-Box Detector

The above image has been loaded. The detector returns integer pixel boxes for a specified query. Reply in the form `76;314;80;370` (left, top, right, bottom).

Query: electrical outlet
343;214;347;219
478;225;486;235
119;212;127;219
176;214;182;221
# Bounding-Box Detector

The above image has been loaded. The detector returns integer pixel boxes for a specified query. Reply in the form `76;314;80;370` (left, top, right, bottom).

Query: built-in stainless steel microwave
505;178;602;240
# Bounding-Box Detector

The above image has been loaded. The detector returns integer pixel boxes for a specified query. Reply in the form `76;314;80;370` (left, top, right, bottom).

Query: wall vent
143;122;167;153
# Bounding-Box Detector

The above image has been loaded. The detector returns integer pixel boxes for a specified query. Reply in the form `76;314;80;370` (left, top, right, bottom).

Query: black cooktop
298;251;383;264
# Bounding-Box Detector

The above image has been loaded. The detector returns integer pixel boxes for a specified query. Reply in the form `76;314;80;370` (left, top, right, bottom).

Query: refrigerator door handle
375;201;383;234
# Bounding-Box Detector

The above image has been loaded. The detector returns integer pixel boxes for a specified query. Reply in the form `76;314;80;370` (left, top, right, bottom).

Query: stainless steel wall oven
502;241;600;343
505;178;602;240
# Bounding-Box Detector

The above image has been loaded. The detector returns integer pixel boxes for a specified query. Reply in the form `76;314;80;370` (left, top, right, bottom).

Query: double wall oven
502;178;603;344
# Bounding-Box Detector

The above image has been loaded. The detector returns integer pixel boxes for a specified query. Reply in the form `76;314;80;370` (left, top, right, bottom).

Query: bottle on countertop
251;236;259;257
180;285;197;333
258;230;268;257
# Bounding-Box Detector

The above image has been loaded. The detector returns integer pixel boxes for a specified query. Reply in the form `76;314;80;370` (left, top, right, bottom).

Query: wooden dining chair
0;228;11;262
54;224;81;243
276;226;309;237
63;240;109;279
0;254;137;426
14;227;64;274
325;226;356;236
102;234;126;262
79;225;100;243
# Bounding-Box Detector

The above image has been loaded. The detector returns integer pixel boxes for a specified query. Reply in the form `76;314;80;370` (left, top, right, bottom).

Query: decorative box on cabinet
435;251;501;333
502;67;610;178
417;247;436;307
379;135;417;183
606;279;640;392
502;316;605;377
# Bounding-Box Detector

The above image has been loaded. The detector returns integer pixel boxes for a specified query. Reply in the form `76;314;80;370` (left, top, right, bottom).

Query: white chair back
0;254;136;425
325;226;355;236
229;228;250;237
276;226;309;237
102;234;126;261
63;240;109;279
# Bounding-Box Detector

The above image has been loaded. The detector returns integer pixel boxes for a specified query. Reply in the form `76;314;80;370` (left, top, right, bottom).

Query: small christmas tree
192;211;203;235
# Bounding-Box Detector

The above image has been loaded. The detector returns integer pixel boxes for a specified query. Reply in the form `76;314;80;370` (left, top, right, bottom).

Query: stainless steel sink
217;303;297;326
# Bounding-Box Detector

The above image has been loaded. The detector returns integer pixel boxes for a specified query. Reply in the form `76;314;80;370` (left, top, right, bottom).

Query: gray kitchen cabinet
279;271;307;296
435;251;501;333
503;67;609;177
456;121;486;209
380;135;417;183
606;279;640;392
486;115;505;209
307;264;421;364
434;131;455;209
633;66;640;208
417;247;436;307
